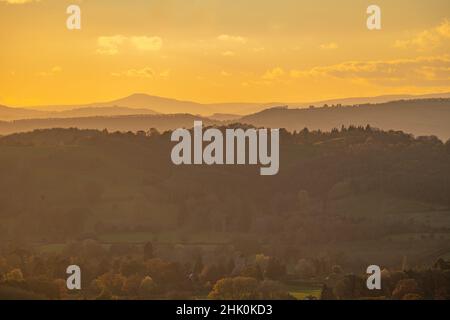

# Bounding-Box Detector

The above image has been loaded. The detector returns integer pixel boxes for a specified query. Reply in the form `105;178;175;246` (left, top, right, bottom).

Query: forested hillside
1;126;449;253
1;126;449;299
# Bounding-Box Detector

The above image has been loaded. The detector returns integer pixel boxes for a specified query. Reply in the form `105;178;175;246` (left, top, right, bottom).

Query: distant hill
1;97;450;140
3;91;450;120
0;114;219;136
239;99;450;141
97;92;450;115
89;93;210;115
14;91;450;117
54;106;159;118
207;113;242;121
28;93;270;116
298;92;450;108
0;105;158;121
0;105;44;120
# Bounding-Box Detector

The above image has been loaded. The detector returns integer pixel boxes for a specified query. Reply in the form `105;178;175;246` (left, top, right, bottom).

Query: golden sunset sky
0;0;449;107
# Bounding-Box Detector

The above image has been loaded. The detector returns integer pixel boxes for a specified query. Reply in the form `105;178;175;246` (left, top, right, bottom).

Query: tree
26;277;60;299
95;288;113;300
296;259;316;279
333;275;365;300
95;272;126;296
240;265;264;281
139;276;157;298
403;293;423;300
122;275;142;296
320;284;336;300
264;258;286;280
143;242;154;260
208;277;258;300
392;279;420;300
5;268;24;282
200;265;223;283
53;279;67;298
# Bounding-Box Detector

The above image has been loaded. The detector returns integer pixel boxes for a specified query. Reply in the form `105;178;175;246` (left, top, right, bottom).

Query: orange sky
0;0;449;107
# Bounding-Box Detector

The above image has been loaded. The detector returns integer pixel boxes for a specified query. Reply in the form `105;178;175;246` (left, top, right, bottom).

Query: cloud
159;69;171;78
96;35;162;55
262;67;285;81
38;66;62;77
289;55;450;86
111;67;155;78
96;35;127;55
320;42;338;50
129;36;163;52
217;34;247;44
395;20;450;51
111;67;170;79
0;0;39;4
221;51;236;57
253;47;265;53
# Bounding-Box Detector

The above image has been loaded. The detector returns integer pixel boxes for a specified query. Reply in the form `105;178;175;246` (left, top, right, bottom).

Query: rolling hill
239;99;450;141
0;105;45;120
1;98;450;140
0;105;158;121
5;91;449;119
0;114;219;136
26;93;272;116
54;106;159;118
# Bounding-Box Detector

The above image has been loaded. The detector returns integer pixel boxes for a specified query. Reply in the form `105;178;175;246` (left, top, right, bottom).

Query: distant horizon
5;90;450;111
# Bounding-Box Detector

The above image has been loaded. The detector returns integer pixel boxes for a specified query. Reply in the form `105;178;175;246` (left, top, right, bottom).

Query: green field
286;282;323;300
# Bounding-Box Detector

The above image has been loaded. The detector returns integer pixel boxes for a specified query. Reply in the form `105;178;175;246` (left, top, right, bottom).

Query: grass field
285;282;323;300
289;288;322;300
36;243;66;254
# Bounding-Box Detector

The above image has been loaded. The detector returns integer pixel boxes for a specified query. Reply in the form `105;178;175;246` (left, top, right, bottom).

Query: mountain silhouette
1;98;450;140
0;104;45;120
239;99;450;140
4;91;450;119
